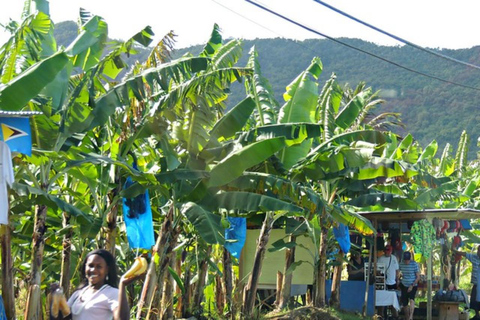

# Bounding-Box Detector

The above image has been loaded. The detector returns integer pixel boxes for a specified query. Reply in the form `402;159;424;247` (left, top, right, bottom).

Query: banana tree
0;2;160;318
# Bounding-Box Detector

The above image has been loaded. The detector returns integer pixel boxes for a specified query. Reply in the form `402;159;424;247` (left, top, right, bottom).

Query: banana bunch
51;287;70;318
123;256;148;279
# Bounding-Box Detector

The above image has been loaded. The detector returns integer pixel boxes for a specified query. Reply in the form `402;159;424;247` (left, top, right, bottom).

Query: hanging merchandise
460;219;472;230
122;160;155;250
410;219;436;258
333;223;351;253
224;217;246;259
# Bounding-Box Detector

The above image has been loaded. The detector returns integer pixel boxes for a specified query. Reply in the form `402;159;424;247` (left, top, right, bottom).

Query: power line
244;0;480;92
312;0;480;71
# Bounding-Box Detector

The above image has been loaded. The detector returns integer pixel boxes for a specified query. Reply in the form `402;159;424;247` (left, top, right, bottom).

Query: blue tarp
325;280;375;316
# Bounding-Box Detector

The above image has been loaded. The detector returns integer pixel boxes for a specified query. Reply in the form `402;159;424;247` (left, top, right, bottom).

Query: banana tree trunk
313;225;328;308
222;248;233;317
60;211;72;296
161;253;175;320
142;204;179;320
242;213;275;318
192;245;212;316
24;204;48;320
1;221;15;320
215;273;225;315
329;251;343;309
277;234;296;310
181;266;192;318
136;204;175;319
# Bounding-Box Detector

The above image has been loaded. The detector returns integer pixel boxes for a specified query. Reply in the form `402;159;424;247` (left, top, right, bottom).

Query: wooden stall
359;209;480;320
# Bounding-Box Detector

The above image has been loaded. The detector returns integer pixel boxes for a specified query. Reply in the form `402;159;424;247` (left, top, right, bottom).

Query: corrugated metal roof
0;110;43;117
358;208;480;221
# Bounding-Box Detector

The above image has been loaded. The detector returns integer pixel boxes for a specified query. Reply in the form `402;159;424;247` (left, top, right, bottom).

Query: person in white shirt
377;244;400;319
378;245;400;289
50;249;145;320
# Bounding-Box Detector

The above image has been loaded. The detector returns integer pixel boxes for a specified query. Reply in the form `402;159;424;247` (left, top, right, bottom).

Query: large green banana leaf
245;46;278;126
355;157;418;180
208;96;256;143
278;57;322;169
208;137;286;187
181;202;225;245
346;193;418;210
240;123;322;144
201;191;305;215
224;172;326;213
85;57;209;131
12;182;91;221
329;206;375;236
0;51;69;110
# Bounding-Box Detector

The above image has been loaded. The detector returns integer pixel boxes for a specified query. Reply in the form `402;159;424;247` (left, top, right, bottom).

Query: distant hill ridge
55;21;480;157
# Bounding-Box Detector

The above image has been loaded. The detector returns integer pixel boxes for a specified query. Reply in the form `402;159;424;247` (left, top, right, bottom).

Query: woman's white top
68;284;119;320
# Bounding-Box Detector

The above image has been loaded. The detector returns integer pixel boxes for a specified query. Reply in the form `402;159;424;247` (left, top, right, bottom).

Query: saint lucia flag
0;117;32;156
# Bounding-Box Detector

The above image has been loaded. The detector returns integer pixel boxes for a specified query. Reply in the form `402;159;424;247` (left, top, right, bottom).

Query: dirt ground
265;306;345;320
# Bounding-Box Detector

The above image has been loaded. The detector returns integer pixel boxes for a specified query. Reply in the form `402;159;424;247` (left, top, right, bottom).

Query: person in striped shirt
399;251;420;320
454;245;480;319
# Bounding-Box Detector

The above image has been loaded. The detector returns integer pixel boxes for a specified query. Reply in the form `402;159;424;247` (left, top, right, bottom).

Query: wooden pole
1;218;15;319
427;218;433;320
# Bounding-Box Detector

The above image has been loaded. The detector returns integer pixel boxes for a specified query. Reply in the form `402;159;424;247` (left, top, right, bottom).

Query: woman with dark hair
51;249;144;320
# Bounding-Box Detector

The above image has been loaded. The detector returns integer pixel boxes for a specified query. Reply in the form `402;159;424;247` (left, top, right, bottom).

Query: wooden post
363;229;374;317
427;218;433;320
1;219;15;320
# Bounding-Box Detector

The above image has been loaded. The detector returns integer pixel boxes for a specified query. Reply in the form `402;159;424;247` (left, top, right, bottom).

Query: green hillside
176;37;480;158
54;21;480;157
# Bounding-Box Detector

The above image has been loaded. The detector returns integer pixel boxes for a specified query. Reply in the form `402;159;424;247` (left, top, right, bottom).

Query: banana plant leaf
335;89;370;129
208;137;286;187
415;181;468;206
239;123;322;144
86;56;209;131
181;202;225;245
278;57;322;169
201;191;305;215
346;193;418;210
11;182;92;222
329;206;375;236
208;96;256;144
65;15;108;70
355;157;418;180
224;172;325;213
0;51;69;110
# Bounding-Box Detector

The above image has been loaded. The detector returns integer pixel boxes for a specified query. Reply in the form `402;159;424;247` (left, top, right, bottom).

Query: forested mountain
178;38;480;158
54;21;480;158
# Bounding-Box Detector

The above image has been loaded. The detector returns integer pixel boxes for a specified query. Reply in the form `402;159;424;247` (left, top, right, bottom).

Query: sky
1;0;480;50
